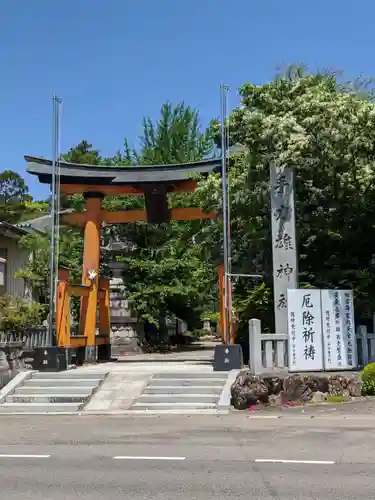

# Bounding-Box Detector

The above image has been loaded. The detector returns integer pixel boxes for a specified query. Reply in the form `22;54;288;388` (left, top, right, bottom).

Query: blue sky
1;0;374;198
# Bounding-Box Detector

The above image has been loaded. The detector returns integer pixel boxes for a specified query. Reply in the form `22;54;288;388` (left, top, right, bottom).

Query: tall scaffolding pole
47;95;62;346
220;83;231;345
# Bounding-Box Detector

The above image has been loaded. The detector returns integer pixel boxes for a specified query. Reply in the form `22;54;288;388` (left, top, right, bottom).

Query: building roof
0;221;29;240
25;155;221;186
17;211;72;233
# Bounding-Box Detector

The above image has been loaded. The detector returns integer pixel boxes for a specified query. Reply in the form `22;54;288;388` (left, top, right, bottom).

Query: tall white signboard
321;290;357;370
287;289;324;371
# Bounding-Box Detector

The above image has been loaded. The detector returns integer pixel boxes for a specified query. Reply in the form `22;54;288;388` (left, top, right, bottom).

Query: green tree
0;295;45;335
196;67;375;334
111;102;217;333
22;200;50;220
60;140;102;212
62;140;101;165
0;171;32;222
138;102;214;164
0;171;49;223
16;229;83;310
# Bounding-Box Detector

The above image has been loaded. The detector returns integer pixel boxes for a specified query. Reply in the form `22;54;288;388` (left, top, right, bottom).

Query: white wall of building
0;235;31;299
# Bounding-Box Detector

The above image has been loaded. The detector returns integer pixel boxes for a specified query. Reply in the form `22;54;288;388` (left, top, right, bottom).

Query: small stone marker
33;346;67;372
213;344;244;371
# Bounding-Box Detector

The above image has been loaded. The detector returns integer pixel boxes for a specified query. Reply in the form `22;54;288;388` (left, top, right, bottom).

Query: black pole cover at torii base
213;344;244;371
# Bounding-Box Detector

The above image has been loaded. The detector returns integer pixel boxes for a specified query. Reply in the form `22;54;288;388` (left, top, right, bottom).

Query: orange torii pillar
98;277;111;361
56;268;70;347
218;263;234;344
79;193;102;358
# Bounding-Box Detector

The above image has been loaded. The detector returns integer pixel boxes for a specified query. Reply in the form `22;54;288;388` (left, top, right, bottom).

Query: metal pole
224;86;233;319
47;95;61;346
229;273;263;279
220;84;230;345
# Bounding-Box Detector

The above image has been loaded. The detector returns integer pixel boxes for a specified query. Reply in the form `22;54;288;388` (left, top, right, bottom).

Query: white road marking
255;459;334;465
113;456;186;461
248;415;281;419
0;454;51;459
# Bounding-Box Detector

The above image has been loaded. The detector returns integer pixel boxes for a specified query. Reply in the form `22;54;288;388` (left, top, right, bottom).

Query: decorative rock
263;376;283;395
283;373;313;403
310;391;326;403
304;374;329;393
328;375;343;396
231;371;364;411
0;342;25;371
231;371;269;410
347;375;362;397
0;350;8;370
269;393;282;406
328;374;352;396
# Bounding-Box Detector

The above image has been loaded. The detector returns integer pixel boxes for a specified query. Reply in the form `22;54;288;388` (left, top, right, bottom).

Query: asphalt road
1;413;375;498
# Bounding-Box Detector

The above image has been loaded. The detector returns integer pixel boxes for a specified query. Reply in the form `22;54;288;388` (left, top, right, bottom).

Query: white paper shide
321;290;357;370
287;289;324;371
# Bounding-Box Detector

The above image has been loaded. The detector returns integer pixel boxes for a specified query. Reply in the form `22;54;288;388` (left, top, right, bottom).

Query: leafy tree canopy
111;102;217;330
62;140;101;165
196;66;375;332
0;295;45;334
0;170;32;222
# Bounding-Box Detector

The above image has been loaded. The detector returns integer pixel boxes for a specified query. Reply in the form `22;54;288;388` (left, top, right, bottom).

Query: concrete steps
0;371;107;414
0;403;81;413
137;394;219;404
130;372;228;414
143;386;223;395
23;378;102;387
128;409;229;415
7;394;88;404
14;386;95;395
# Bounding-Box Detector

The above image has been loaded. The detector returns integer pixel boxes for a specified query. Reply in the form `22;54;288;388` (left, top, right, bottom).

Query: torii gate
26;155;233;361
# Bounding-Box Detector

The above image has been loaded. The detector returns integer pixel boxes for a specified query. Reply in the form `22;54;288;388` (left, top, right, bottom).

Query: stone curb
0;371;34;404
217;369;240;409
247;413;375;419
0;412;80;416
80;409;230;416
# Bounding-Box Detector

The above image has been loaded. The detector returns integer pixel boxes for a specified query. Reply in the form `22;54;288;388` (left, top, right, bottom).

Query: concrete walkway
80;341;219;373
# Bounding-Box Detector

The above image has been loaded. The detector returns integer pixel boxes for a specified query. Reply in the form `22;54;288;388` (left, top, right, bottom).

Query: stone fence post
248;319;263;375
357;325;369;366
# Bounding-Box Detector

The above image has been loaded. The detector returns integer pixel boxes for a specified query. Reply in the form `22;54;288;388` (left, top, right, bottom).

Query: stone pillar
248;318;263;375
109;266;140;355
270;163;298;334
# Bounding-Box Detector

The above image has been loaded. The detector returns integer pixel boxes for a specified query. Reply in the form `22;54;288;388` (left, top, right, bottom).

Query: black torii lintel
25;155;221;224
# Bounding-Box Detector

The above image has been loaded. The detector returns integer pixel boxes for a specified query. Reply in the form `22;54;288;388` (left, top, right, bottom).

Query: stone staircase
0;371;107;413
130;372;229;414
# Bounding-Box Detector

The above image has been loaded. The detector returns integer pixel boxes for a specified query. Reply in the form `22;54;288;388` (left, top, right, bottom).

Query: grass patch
326;395;348;403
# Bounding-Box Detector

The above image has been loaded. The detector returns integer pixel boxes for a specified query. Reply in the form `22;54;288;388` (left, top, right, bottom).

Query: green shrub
363;362;375;380
0;295;45;334
361;363;375;395
362;378;375;396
